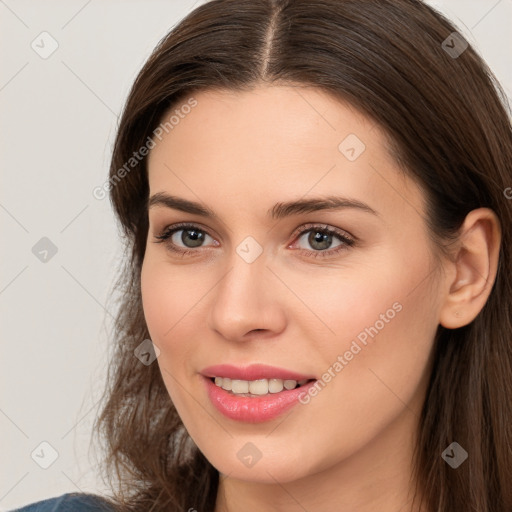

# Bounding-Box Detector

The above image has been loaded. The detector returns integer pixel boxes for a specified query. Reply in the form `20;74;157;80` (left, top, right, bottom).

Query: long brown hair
92;1;512;510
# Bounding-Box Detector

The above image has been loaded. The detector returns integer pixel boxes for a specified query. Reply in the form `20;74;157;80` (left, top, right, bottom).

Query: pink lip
203;375;317;423
200;363;315;381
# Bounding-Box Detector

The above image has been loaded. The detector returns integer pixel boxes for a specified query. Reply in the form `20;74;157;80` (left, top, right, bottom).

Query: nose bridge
220;233;269;300
208;241;284;340
217;245;268;314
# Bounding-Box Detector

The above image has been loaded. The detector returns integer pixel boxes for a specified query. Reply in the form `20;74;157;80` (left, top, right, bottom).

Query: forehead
146;85;425;223
149;85;379;164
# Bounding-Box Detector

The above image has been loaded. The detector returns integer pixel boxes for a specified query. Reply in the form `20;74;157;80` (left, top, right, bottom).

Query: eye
290;223;355;258
153;223;217;255
153;222;355;258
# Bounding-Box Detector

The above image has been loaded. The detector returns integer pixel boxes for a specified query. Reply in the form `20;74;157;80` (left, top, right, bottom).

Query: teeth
268;378;284;393
213;377;310;396
231;379;249;394
221;377;232;391
284;379;297;390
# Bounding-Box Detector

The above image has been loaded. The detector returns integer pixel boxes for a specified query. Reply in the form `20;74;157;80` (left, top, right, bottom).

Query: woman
13;0;512;511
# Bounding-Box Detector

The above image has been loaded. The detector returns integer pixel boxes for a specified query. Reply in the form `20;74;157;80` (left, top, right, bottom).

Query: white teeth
283;379;297;390
221;377;232;391
231;379;249;394
249;379;269;395
268;378;284;393
213;377;310;396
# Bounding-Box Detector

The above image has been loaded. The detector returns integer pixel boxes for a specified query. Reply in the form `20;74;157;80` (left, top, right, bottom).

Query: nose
207;249;287;342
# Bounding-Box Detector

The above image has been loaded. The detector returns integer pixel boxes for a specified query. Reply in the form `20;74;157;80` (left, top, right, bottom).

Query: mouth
209;376;316;397
202;374;319;423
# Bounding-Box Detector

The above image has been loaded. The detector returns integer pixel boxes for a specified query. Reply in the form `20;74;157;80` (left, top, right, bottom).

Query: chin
207;451;314;484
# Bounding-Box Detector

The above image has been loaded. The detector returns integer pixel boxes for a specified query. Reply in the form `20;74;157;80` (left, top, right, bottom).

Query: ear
439;208;501;329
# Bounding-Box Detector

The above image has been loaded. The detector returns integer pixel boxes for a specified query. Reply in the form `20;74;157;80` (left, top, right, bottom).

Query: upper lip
201;364;316;381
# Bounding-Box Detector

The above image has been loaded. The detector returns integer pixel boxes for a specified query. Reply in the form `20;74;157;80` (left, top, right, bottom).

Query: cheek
140;255;217;379
141;262;171;346
140;258;193;374
141;257;201;339
140;258;200;414
302;249;439;425
294;243;439;401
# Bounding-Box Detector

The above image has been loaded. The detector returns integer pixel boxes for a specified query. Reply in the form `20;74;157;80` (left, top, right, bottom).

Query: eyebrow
147;192;378;220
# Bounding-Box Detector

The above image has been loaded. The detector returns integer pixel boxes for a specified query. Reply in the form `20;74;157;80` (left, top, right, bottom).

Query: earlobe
439;208;501;329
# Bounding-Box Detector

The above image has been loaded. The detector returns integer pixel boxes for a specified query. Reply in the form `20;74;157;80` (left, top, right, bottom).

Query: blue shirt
10;493;115;511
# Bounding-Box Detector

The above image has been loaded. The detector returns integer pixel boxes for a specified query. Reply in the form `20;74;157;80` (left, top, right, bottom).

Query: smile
203;376;318;423
212;377;312;396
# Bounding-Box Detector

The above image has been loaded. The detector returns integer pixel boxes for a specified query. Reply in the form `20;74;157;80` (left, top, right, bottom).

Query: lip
200;363;315;381
202;375;317;423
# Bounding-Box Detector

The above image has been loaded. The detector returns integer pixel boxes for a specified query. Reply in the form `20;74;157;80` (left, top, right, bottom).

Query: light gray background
1;0;511;509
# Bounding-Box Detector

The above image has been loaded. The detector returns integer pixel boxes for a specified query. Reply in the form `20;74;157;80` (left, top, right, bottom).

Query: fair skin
141;84;500;512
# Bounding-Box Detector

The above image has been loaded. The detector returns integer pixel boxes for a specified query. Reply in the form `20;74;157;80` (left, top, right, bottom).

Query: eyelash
153;222;356;259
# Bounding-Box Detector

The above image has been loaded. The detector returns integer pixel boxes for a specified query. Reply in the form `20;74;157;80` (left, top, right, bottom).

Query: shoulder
11;492;116;512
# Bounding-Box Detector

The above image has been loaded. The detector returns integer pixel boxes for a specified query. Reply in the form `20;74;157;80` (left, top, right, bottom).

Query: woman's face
141;85;446;485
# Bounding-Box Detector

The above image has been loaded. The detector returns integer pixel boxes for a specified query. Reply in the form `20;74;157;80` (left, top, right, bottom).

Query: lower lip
203;376;317;423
